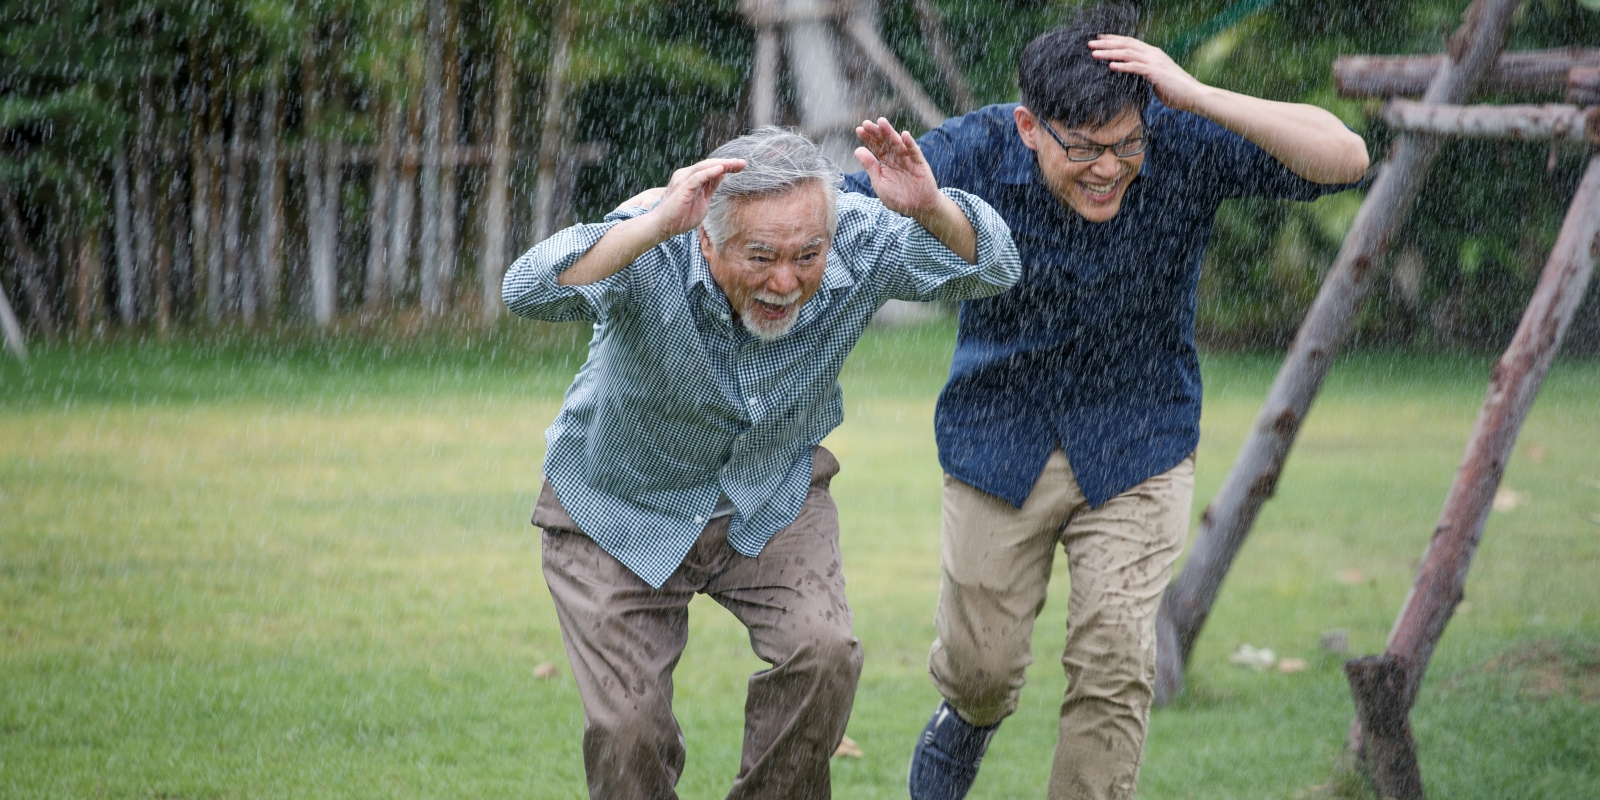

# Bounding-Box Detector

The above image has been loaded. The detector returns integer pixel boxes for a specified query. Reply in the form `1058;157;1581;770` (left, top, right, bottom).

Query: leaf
833;734;863;759
1278;658;1308;674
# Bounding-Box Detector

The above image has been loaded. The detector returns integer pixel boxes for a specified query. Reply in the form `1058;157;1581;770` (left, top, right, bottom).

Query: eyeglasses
1039;120;1148;163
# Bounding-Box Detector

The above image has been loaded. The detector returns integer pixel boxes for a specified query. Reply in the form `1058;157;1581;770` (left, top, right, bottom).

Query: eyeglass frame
1037;117;1149;163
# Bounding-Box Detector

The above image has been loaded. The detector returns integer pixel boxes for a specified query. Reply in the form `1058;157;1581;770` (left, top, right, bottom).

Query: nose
1090;150;1121;176
767;263;800;296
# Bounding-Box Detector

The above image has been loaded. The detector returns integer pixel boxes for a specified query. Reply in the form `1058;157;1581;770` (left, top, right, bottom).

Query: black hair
1017;4;1152;130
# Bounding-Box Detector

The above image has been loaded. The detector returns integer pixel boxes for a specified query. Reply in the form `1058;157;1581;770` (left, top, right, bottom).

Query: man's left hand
854;118;943;218
1089;35;1207;113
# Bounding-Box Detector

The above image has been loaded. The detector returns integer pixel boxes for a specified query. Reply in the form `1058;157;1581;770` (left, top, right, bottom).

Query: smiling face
698;185;831;340
1014;105;1145;223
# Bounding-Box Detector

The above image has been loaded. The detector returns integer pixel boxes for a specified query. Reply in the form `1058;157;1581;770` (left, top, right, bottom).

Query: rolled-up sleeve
875;188;1021;303
502;207;649;322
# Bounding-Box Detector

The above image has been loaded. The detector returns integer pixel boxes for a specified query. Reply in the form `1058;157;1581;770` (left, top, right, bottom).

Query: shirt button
746;396;758;405
694;515;706;524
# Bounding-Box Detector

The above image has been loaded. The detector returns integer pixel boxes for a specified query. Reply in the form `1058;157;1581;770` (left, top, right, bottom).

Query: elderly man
502;125;1019;800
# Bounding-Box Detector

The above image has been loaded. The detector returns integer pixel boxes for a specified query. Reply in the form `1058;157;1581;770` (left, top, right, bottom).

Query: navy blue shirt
844;102;1353;508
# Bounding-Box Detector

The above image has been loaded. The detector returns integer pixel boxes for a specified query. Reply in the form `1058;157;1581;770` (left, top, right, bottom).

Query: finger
853;145;881;172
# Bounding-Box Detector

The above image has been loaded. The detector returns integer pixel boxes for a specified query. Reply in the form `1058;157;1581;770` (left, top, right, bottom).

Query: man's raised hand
854;118;942;218
644;158;745;239
1088;35;1207;113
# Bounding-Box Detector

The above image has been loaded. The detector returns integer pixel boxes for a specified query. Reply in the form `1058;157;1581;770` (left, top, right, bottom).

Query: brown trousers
931;449;1193;800
537;447;862;800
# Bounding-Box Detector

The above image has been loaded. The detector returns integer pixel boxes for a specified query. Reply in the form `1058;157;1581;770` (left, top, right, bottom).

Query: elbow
1338;132;1371;184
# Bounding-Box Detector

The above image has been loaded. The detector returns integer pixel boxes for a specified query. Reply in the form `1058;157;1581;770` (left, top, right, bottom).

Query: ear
698;226;716;263
1014;106;1041;153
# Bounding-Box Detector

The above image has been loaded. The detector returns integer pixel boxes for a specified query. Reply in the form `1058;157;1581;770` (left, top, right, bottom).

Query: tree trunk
0;273;25;361
365;95;399;311
0;187;57;340
73;218;102;335
155;167;174;339
205;54;226;323
111;148;137;326
303;25;336;327
418;0;446;314
479;14;515;324
223;93;248;323
778;0;868;167
133;76;158;322
1152;0;1523;707
532;0;574;243
189;62;214;325
1348;153;1600;760
391;92;421;302
320;69;344;326
258;71;284;319
433;0;462;316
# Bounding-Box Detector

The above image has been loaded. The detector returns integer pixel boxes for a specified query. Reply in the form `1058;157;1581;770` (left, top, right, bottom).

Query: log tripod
1145;1;1600;796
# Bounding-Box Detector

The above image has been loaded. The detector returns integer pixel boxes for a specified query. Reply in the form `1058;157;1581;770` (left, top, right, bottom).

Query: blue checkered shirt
503;189;1020;587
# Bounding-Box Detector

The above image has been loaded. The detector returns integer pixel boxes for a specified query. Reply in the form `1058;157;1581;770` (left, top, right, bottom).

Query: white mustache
753;289;801;306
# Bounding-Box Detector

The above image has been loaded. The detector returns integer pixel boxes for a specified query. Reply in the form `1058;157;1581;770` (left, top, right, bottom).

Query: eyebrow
743;237;827;253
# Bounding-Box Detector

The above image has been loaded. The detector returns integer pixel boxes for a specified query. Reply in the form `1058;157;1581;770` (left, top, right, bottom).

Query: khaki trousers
537;447;862;800
930;449;1192;800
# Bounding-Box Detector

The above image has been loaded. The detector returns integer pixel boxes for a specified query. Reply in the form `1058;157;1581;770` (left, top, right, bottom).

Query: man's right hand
641;158;745;240
558;157;744;287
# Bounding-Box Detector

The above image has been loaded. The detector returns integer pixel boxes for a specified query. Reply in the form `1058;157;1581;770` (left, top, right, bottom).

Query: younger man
842;6;1368;799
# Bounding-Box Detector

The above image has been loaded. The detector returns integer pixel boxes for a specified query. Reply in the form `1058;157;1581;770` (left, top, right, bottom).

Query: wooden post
1153;0;1523;706
841;13;945;129
479;11;515;325
1345;655;1425;800
1348;153;1600;756
911;0;973;113
1569;66;1599;106
1382;100;1599;142
750;5;780;128
1334;48;1600;98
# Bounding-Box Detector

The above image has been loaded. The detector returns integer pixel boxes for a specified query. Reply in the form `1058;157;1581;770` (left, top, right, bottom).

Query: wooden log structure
1571;66;1600;106
1334;47;1600;98
1382;100;1600;143
1152;0;1523;707
1345;655;1425;800
1347;153;1600;764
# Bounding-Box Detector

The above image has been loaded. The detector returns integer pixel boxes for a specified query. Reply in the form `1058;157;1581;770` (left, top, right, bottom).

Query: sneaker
907;701;1000;800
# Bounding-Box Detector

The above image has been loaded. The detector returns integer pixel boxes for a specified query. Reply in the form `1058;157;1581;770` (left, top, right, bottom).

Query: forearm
558;213;669;286
1189;87;1369;184
907;192;978;264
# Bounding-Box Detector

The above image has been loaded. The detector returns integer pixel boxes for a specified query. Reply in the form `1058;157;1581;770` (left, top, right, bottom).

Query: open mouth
1077;177;1121;203
754;299;792;319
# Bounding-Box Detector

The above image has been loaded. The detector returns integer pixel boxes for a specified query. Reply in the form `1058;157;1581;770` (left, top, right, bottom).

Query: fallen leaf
1492;487;1528;512
1524;444;1547;464
533;662;560;680
1229;643;1277;671
1336;569;1364;585
1278;657;1308;674
833;734;863;759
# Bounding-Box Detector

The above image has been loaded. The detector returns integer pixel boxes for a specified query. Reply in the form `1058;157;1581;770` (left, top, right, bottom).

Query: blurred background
2;0;1598;351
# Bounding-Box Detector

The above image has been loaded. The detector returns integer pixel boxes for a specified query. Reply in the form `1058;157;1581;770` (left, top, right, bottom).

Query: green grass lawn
3;321;1598;799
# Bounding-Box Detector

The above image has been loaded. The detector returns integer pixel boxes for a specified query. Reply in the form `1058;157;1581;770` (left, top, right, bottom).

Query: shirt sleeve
501;207;650;322
839;189;1021;304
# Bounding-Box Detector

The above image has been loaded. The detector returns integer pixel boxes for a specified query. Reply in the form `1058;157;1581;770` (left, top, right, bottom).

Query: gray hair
700;126;844;250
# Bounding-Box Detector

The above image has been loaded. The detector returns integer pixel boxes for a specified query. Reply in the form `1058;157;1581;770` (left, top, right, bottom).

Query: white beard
742;289;802;340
